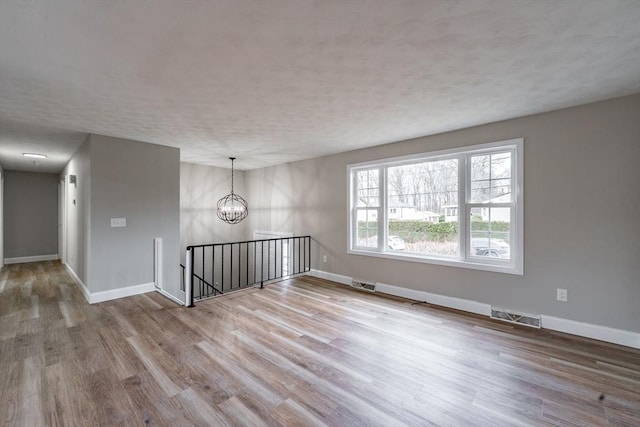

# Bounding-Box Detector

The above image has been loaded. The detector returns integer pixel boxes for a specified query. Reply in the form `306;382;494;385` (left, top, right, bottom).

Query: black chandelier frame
216;157;248;224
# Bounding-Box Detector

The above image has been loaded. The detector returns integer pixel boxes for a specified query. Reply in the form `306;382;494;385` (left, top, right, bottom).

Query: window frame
347;138;523;275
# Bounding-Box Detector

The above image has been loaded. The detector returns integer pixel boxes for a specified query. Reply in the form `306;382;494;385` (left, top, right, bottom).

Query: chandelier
217;157;248;224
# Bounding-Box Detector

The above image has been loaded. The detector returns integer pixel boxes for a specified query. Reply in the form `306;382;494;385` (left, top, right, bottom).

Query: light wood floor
1;262;639;426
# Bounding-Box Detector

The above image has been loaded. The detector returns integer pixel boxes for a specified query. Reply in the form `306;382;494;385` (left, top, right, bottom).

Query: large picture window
348;138;523;275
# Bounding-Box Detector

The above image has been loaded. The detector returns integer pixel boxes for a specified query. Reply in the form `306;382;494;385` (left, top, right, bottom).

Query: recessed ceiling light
23;153;47;159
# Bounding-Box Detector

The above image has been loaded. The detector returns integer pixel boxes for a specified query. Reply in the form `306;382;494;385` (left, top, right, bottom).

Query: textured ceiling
1;0;639;172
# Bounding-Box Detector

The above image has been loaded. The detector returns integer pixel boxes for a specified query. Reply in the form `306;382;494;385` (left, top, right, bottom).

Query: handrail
184;235;311;306
187;236;311;248
180;263;222;295
194;271;223;296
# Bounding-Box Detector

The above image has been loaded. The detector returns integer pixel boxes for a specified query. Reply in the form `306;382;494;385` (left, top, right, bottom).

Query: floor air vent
491;308;541;328
351;279;376;292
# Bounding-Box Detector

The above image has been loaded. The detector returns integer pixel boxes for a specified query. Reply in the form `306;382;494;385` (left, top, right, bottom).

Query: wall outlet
323;255;328;263
110;217;126;228
557;288;568;302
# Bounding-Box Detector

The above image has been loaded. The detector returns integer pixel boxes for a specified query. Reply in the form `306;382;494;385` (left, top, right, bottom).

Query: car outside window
348;138;523;275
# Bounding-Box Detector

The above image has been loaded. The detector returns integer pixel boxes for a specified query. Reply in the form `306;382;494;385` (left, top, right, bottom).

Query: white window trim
347;138;524;275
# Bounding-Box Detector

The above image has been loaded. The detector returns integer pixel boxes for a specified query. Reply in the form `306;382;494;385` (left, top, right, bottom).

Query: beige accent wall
180;162;250;263
246;95;640;332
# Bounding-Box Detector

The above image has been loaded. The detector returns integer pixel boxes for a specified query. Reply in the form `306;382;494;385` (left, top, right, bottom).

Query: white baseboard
64;264;91;303
90;282;155;304
5;254;59;264
309;269;351;286
309;269;640;349
63;263;155;304
375;282;492;316
309;269;490;316
156;288;185;306
542;315;640;349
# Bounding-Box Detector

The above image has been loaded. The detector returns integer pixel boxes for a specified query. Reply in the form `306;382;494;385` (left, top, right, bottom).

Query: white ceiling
1;0;638;172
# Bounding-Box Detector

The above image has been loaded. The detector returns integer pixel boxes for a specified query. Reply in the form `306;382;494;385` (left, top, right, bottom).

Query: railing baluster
186;236;311;304
307;236;310;272
221;244;225;293
293;238;296;275
260;240;265;288
198;248;204;295
267;240;271;281
280;239;283;277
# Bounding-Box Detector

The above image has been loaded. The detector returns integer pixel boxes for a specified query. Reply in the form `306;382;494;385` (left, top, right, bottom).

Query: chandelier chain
230;157;235;194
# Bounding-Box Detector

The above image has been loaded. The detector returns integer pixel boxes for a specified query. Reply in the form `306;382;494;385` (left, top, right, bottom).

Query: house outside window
348;138;523;275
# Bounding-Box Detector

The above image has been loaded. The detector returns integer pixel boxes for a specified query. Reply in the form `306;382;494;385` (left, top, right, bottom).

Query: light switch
110;218;126;227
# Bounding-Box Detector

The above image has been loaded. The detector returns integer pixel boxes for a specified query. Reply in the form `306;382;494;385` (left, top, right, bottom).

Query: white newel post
185;247;193;307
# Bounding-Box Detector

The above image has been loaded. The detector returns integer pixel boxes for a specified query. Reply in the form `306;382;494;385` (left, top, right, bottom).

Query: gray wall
246;95;640;332
61;136;92;284
0;163;4;267
180;162;249;261
61;135;180;296
89;135;180;293
3;170;59;259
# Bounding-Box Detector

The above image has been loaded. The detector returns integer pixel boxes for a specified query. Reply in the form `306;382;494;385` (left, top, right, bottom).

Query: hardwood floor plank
85;368;136;426
174;387;230;426
105;306;139;338
0;312;19;340
42;326;74;367
542;399;610;426
196;339;287;409
0;270;8;293
126;334;186;397
1;261;638;426
58;300;85;328
18;355;45;427
230;330;410;427
271;398;329;427
604;404;640;427
44;363;91;427
218;395;271;427
122;371;187;426
96;325;143;380
0;361;20;427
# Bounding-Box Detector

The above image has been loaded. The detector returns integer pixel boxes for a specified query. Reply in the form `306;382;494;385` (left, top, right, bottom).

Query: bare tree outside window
350;138;522;274
387;159;459;256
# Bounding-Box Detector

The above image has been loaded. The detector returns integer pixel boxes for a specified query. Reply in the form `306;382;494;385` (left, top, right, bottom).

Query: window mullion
351;170;357;249
380;166;387;251
467;202;514;208
459;154;467;260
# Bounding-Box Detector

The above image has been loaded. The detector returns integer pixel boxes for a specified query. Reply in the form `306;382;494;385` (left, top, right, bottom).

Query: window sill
347;248;523;276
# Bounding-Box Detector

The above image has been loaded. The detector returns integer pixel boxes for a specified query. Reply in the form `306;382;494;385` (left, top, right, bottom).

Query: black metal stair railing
183;236;311;306
180;264;221;296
